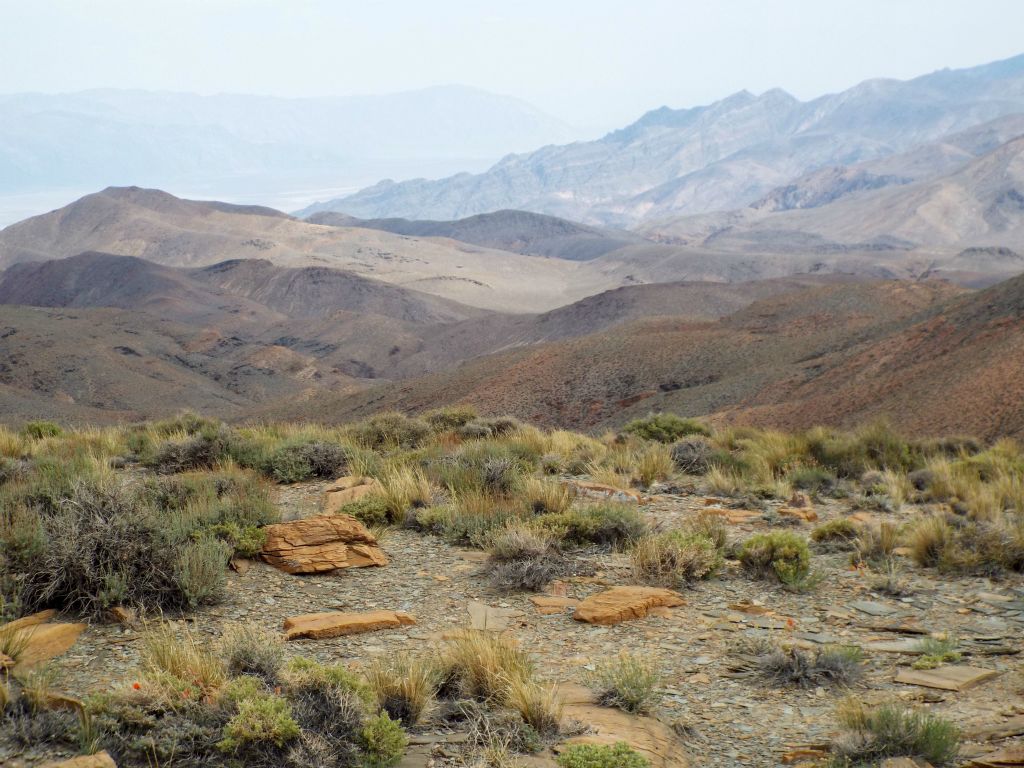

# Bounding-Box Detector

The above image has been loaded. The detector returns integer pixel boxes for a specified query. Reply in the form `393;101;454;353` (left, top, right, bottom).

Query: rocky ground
6;480;1024;767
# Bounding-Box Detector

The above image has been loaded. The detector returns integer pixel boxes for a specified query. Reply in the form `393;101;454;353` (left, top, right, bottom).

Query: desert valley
1;10;1024;768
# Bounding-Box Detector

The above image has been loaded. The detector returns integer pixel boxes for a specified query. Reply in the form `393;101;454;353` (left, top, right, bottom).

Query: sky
3;0;1024;133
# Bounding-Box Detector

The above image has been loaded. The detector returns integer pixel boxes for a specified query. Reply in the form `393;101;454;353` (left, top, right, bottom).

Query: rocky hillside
306;54;1024;225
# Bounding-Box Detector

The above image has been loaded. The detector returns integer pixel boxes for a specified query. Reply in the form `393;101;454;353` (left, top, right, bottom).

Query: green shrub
538;502;648;548
485;524;570;592
831;700;959;766
622;413;709;443
218;622;284;682
218;694;300;753
20;421;62;439
146;425;237;474
739;531;811;584
587;652;660;714
556;742;650;768
456;416;522;440
175;537;231;608
339;494;392;527
788;465;837;493
261;441;348;483
360;711;408;767
350;412;430;450
669;436;714;474
811;518;859;551
631;530;721;587
423;405;478;431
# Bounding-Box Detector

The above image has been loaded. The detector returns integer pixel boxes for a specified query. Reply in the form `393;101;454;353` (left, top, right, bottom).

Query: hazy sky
4;0;1024;132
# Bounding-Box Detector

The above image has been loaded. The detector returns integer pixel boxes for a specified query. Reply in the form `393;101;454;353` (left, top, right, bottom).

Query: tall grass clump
830;698;959;766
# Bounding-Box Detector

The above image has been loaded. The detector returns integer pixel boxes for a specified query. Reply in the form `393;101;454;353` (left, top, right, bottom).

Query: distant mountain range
0;86;575;211
305;54;1024;226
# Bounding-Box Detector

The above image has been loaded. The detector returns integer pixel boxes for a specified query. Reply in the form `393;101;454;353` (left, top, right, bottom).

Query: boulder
261;514;387;574
323;476;381;513
40;752;117;768
573;586;685;625
283;610;416;640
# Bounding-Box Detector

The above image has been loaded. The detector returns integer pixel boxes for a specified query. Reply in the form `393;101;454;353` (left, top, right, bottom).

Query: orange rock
566;480;649;504
261;514;388;574
283;610;416;640
14;621;87;672
323;476;381;513
574;586;685;625
704;508;761;524
530;595;580;615
778;506;818;522
40;752;117;768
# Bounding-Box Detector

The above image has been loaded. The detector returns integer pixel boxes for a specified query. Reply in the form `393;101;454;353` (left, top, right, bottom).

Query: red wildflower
132;682;141;690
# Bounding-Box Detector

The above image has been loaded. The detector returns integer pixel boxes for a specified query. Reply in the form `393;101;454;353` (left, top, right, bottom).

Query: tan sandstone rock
261;514;388;574
573;586;685;625
565;480;649;504
323;476;381;513
40;751;117;768
8;611;87;673
283;610;416;640
530;595;581;615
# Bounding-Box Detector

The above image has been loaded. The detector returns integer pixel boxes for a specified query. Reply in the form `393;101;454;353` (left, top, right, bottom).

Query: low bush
338;494;391;527
669;436;715;474
757;645;863;688
739;531;811;584
20;421;62;440
485;524;570;592
350;412;431;450
911;636;961;670
811;518;860;551
538;502;648;548
364;655;439;726
556;742;650;768
218;694;300;753
146;425;238;474
631;530;721;587
587;652;660;714
360;712;408;768
622;413;709;443
262;441;347;484
218;622;284;682
831;699;960;766
423;405;479;431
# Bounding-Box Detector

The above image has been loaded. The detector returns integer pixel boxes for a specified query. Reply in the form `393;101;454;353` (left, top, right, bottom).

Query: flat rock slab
283;610;416;640
40;752;117;768
323;476;381;513
850;600;898;616
530;595;580;615
558;683;688;768
969;747;1024;767
573;586;685;626
10;615;87;673
565;480;649;504
865;639;927;653
895;665;998;691
467;600;524;631
261;514;387;574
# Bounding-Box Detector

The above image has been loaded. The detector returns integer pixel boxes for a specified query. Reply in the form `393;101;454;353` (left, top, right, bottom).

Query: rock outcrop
261;514;388;574
283;610;416;640
573;586;685;625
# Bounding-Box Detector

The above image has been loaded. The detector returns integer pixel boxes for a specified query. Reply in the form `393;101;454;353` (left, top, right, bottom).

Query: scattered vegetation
485;523;570;592
830;698;960;766
631;530;722;587
756;645;863;688
586;652;661;714
739;531;811;585
622;413;709;443
556;742;650;768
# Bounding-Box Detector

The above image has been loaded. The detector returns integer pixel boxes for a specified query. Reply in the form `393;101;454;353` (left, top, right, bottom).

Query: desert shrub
788;465;837;494
218;622;284;682
360;712;408;768
458;700;543;756
365;656;439;726
831;699;959;766
911;636;961;670
669;436;715;474
218;694;300;753
146;425;238;474
439;631;534;701
262;441;347;484
424;405;479;431
377;465;432;522
350;412;431;450
633;443;674;487
522;477;574;515
704;466;747;497
622;413;709;443
556;742;650;768
538;502;647;548
806;421;920;479
441;491;525;546
811;518;860;551
456;417;522;440
587;652;660;714
683;509;728;551
20;421;62;440
486;524;569;592
142;623;227;697
13;478;230;615
338;494;391;527
739;531;811;584
853;520;900;565
631;531;721;587
504;677;562;736
906;515;956;568
757;645;863;688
